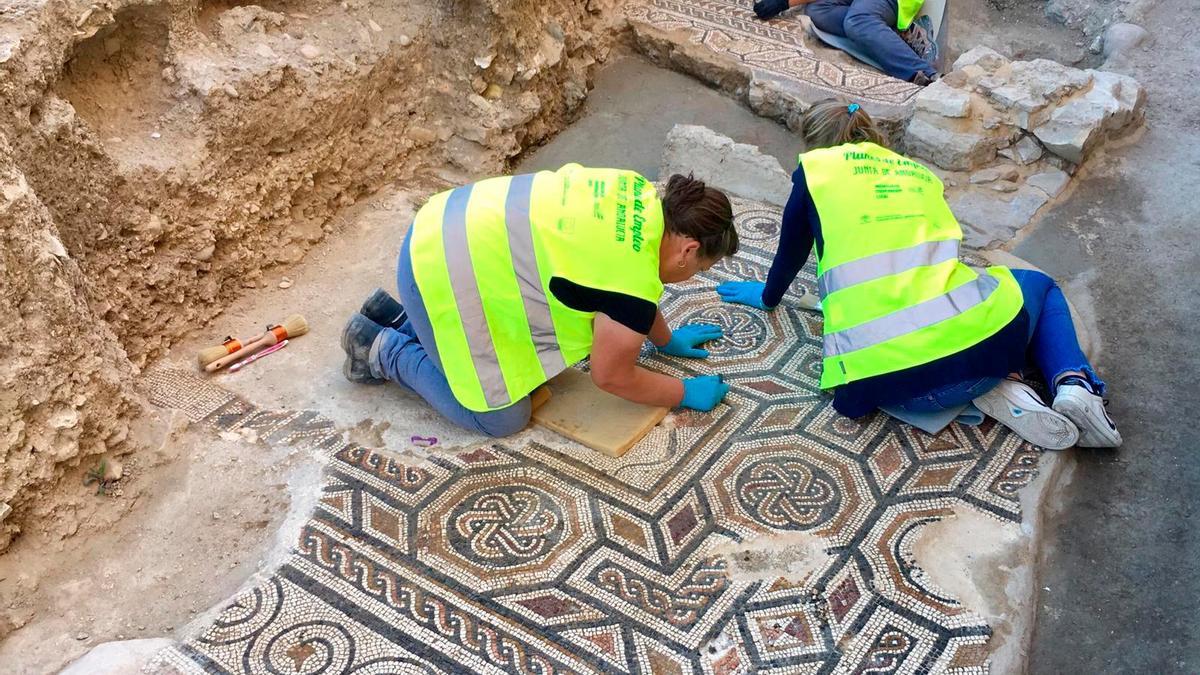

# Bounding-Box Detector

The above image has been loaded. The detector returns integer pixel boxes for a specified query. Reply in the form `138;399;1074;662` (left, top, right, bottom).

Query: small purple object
411;435;438;447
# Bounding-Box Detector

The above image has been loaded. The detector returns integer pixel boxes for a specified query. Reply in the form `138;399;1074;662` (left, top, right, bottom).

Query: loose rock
970;165;1020;184
1026;168;1071;198
1102;23;1149;58
999;135;1044;165
299;44;321;60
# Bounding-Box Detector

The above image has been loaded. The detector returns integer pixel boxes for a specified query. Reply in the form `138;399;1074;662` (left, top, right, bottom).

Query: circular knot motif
689;306;768;356
735;457;841;530
448;486;564;567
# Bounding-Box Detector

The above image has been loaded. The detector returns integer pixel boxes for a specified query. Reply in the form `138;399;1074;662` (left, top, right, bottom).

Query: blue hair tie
847;103;861;115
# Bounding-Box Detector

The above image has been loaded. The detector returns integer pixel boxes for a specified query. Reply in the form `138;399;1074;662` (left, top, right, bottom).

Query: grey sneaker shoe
973;378;1079;450
900;15;940;68
341;313;385;384
1053;377;1122;448
360;288;407;329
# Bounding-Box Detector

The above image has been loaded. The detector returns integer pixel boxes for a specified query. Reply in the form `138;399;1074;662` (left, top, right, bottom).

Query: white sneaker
1053;378;1122;448
973;378;1079;450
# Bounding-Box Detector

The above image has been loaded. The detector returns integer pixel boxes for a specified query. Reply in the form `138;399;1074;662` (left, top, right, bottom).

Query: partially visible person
753;0;939;85
341;166;739;437
716;99;1121;448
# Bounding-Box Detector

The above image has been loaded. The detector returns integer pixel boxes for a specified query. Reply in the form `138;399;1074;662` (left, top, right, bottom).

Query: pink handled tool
229;339;289;372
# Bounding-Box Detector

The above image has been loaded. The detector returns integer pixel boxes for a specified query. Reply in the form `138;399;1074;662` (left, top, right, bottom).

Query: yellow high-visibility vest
800;143;1024;390
897;0;925;30
409;164;665;412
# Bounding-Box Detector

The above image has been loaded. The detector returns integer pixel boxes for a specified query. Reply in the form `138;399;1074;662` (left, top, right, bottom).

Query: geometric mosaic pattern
626;0;921;117
145;198;1043;674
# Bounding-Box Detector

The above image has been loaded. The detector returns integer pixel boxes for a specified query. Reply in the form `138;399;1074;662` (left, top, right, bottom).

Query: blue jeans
807;0;936;81
370;229;532;437
893;269;1105;416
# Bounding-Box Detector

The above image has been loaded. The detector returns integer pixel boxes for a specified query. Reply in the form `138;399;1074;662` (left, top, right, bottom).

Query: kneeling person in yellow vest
716;100;1121;449
341;166;740;438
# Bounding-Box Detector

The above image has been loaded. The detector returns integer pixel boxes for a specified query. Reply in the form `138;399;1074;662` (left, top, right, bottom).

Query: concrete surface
521;55;800;179
1016;1;1200;669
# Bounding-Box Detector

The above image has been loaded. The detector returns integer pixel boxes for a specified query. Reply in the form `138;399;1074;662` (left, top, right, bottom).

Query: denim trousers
370;229;532;437
806;0;936;81
891;268;1104;417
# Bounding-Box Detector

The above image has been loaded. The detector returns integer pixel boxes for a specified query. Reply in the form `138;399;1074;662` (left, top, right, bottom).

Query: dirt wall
0;0;624;552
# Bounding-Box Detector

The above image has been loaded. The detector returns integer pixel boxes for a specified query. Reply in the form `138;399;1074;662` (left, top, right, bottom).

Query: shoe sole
341;316;384;385
1053;390;1122;448
974;388;1079;450
343;356;384;385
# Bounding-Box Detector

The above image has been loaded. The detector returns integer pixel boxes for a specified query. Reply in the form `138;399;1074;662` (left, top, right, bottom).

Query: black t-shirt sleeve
548;277;657;335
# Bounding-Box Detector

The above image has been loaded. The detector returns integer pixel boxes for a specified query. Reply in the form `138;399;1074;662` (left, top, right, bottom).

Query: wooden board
531;369;669;458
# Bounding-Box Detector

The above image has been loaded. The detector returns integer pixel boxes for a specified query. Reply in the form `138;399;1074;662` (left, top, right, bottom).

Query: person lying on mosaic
753;0;940;86
715;99;1122;449
340;166;739;437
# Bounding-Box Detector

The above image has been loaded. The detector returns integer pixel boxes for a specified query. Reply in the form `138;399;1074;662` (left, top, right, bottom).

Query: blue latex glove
681;375;730;412
658;323;723;358
716;280;771;310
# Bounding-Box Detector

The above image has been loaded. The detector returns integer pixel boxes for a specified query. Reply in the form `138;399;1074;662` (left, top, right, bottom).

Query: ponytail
661;174;738;259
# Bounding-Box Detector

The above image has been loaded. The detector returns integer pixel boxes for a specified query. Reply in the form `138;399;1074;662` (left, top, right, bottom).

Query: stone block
915;80;972;118
1026;168;1072;198
659;125;793;206
953;46;1009;72
1033;70;1145;163
904;115;1007;171
951;186;1050;248
984;59;1093;128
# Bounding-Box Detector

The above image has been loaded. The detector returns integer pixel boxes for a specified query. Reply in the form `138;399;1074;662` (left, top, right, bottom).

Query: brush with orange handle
204;314;308;373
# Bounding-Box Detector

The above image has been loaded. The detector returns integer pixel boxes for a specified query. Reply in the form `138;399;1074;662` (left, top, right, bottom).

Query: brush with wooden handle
197;335;251;368
204;314;308;373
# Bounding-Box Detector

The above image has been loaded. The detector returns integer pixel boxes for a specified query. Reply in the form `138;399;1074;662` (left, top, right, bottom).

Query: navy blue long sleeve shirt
763;165;1029;418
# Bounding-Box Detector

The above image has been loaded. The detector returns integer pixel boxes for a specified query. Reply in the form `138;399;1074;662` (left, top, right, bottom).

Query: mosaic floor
145;198;1045;674
625;0;921;120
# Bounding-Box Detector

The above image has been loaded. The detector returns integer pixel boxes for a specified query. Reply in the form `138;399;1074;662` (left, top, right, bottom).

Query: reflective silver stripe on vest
818;239;960;297
505;173;567;379
823;273;1000;357
442;185;512;409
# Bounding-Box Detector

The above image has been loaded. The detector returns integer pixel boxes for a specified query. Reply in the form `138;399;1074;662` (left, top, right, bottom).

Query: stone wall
903;47;1145;247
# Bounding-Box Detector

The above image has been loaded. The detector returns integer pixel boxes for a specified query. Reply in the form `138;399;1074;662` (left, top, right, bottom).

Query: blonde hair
801;98;887;149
